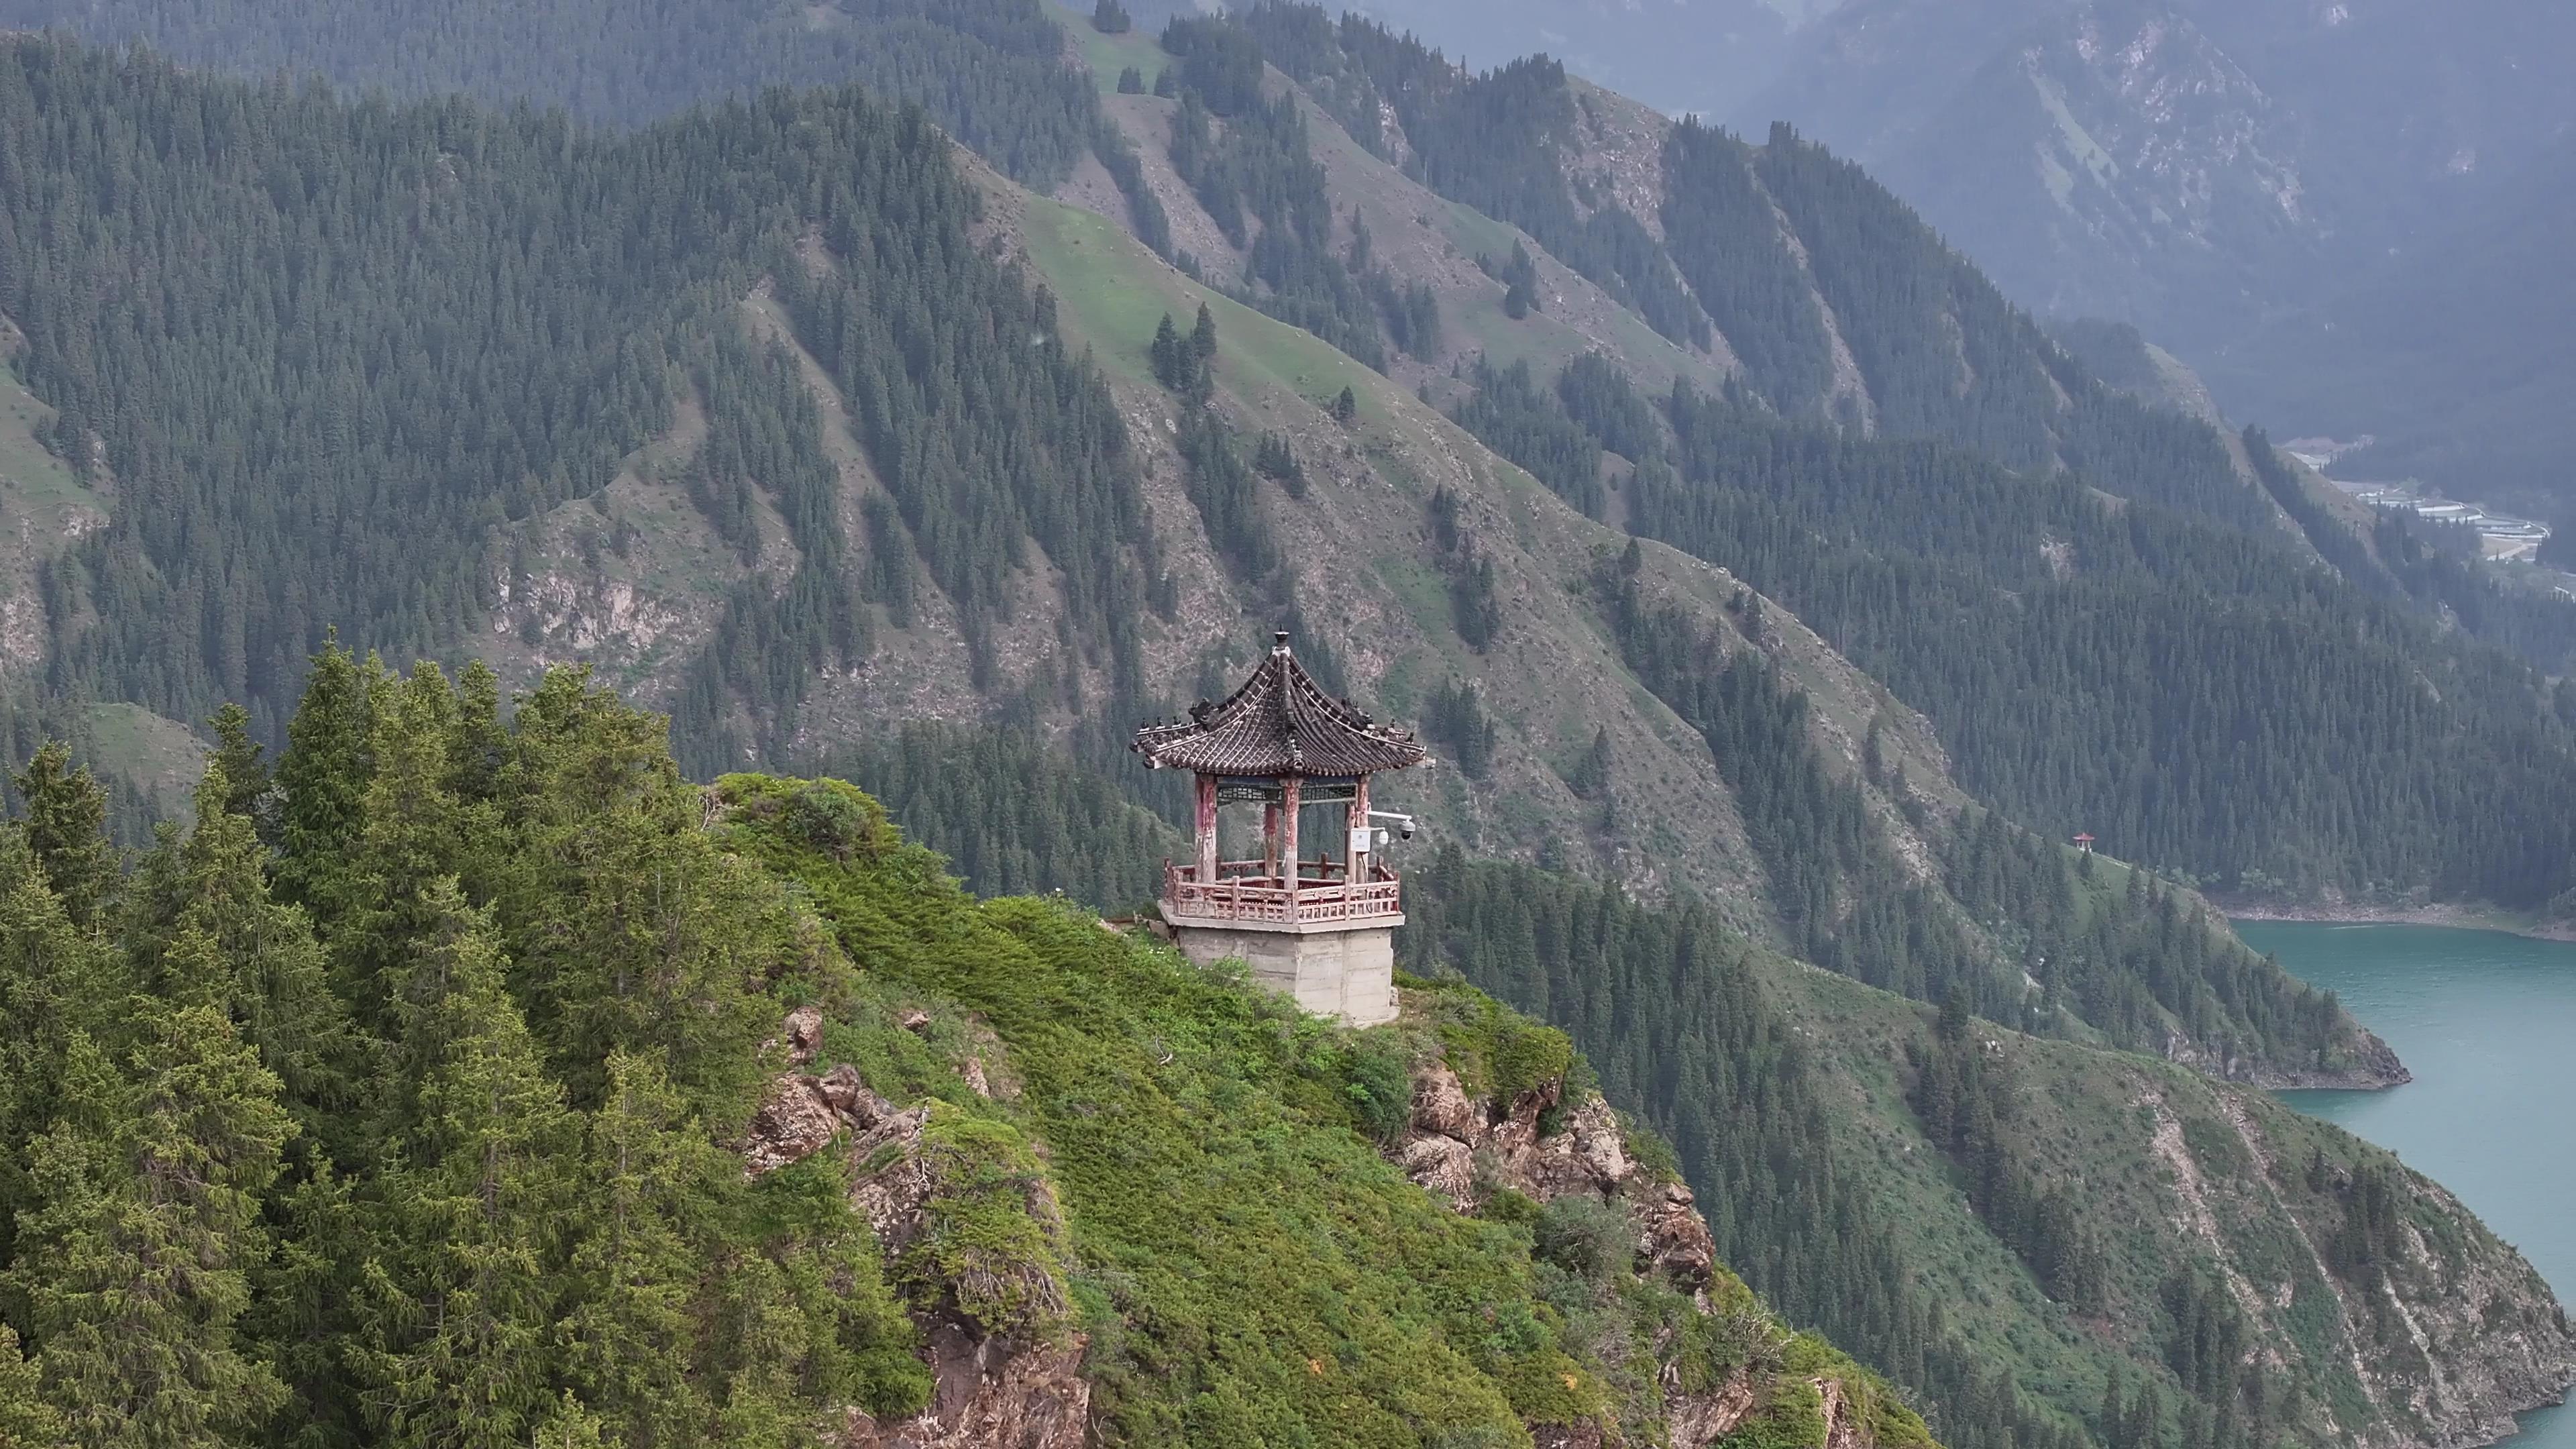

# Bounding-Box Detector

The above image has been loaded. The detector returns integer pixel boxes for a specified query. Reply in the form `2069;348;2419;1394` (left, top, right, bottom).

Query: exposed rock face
1390;1060;1745;1437
835;1325;1087;1449
743;1070;842;1177
2163;1021;2412;1091
742;1025;1089;1449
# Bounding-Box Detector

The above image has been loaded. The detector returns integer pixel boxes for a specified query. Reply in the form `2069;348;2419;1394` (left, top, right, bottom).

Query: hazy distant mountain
1330;0;2576;502
2205;133;2576;515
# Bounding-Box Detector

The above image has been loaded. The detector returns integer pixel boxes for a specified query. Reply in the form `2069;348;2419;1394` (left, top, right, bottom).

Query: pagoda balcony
1161;858;1404;928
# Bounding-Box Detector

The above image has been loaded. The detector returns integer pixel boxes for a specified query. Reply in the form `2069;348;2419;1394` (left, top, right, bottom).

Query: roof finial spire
1273;630;1291;654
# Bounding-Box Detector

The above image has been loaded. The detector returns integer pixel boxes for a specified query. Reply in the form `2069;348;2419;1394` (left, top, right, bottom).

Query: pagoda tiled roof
1132;635;1430;778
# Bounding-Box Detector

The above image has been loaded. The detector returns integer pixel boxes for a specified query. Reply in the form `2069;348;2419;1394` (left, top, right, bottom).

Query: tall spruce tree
11;744;117;933
555;1053;722;1440
4;1008;293;1448
354;892;574;1449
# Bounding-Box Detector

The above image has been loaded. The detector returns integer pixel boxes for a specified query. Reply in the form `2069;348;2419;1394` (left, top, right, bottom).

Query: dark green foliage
2322;1161;2409;1288
1165;79;1388;369
1906;1024;2108;1309
1605;567;2359;1069
1252;432;1307;498
1151;66;1177;99
1092;117;1175;257
3;0;1103;189
1658;120;1833;412
1496;241;1543;318
1422;680;1496;780
1452;552;1503;652
0;664;934;1444
820;721;1179;911
1398;857;2082;1449
1091;0;1132;34
1157;15;1267;117
1150;312;1211;400
1332;386;1359;424
1117;64;1144;93
1175;411;1281;590
1557;353;1662;462
1424;485;1501;650
1563;728;1611;801
1632;382;2576;912
2162;1271;2249;1407
1233;8;1709;349
1;42;1159;773
1368;272;1446;359
10;744;115;932
1448;360;1604;517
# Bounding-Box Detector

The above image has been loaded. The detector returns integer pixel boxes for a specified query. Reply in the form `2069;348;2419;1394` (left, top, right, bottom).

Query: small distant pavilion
2072;833;2096;854
1132;633;1429;1025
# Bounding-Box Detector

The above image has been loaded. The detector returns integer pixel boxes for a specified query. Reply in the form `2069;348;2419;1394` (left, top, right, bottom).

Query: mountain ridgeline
0;9;2572;1449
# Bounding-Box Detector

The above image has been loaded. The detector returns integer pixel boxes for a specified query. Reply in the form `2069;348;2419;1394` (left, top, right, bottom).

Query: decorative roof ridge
1129;632;1428;777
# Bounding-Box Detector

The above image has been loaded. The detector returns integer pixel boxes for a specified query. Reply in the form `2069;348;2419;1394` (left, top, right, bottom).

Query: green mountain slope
0;657;1934;1449
0;20;2563;1449
1049;7;2576;917
0;29;2414;1080
1401;856;2576;1449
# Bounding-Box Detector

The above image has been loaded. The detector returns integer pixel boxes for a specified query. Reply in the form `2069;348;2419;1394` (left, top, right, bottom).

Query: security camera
1368;810;1419;843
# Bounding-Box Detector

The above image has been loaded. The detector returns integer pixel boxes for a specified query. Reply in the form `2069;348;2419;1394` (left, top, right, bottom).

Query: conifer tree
0;833;119;1259
447;659;512;806
1191;302;1218;363
355;895;574;1449
273;639;384;922
5;1010;293;1448
527;1395;611;1449
555;1053;723;1441
0;1326;64;1449
205;702;272;826
11;743;116;933
1332;385;1358;423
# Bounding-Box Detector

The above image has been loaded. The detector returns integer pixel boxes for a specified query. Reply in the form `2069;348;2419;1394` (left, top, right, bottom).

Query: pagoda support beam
1281;777;1301;888
1194;774;1219;885
1348;776;1371;875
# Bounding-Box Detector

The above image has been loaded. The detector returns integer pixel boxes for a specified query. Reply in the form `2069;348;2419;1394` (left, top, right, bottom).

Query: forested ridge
0;655;1939;1449
0;38;1164;766
1436;335;2576;913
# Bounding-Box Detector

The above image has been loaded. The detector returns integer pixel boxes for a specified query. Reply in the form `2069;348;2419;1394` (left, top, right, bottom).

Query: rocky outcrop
835;1325;1087;1449
2161;1021;2412;1091
741;1037;1087;1449
1389;1059;1756;1440
1393;1063;1717;1295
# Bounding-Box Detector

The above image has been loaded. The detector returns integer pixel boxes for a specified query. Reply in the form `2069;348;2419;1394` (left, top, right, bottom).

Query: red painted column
1194;773;1218;886
1281;777;1301;915
1348;774;1371;881
1263;794;1279;881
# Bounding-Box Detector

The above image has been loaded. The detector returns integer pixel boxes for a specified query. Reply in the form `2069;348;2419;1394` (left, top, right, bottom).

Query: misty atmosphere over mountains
0;2;2571;1448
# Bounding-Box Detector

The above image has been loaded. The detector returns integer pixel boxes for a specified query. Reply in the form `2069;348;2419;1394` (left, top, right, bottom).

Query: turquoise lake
2243;922;2576;1447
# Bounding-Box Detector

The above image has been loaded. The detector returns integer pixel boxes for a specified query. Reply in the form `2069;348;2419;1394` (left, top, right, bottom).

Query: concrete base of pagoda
1163;916;1401;1028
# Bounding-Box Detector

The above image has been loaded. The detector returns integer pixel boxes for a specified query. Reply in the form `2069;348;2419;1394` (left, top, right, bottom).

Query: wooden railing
1163;860;1403;926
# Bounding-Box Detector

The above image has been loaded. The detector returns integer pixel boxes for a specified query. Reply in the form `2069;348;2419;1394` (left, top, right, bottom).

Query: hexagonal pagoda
1132;633;1430;1026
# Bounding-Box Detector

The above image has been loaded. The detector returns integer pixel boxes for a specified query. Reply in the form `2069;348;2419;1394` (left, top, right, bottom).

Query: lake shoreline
2221;900;2576;943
